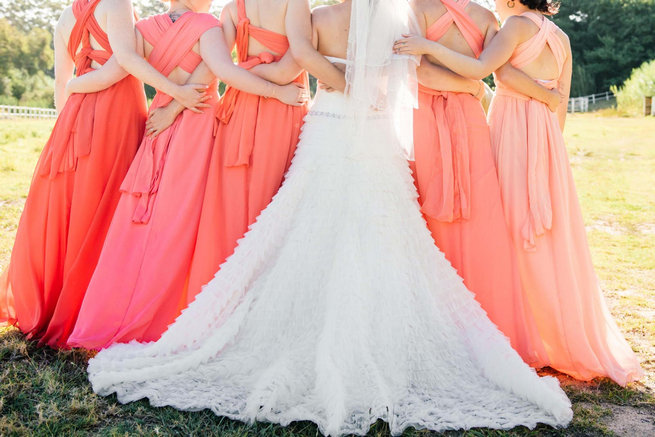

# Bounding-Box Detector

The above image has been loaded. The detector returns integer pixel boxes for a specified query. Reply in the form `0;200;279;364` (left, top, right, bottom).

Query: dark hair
519;0;560;15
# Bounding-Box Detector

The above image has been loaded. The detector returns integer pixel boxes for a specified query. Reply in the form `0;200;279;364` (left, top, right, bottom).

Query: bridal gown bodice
88;84;572;436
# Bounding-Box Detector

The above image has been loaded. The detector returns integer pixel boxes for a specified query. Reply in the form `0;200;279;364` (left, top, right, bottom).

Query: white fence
568;91;615;113
0;105;57;119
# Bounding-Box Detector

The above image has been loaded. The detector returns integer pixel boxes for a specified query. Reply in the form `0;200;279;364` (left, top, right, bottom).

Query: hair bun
519;0;560;15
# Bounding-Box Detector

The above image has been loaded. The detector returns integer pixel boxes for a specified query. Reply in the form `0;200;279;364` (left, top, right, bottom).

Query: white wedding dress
88;2;572;434
89;83;572;435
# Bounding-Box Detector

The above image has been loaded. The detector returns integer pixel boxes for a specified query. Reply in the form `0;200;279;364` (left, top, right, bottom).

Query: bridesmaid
144;0;347;313
0;0;153;348
394;0;643;385
67;0;307;350
409;0;559;363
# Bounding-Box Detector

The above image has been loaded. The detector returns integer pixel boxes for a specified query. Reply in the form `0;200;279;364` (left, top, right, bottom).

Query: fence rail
0;105;57;119
568;91;615;113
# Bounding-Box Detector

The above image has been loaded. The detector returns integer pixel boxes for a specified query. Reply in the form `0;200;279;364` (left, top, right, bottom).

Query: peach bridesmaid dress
489;12;642;385
67;12;221;350
412;0;541;362
0;0;147;348
183;0;309;300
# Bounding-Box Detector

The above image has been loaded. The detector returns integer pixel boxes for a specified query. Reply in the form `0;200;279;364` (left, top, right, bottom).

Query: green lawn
0;114;654;436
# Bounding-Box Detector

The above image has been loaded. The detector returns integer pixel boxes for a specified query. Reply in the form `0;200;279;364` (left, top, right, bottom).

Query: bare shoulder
554;25;571;54
468;2;497;27
221;1;239;24
410;0;434;14
57;5;75;26
502;14;534;33
311;4;335;21
311;2;345;29
55;5;75;36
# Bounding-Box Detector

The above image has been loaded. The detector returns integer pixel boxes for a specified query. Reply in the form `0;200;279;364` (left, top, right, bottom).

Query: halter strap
215;0;307;168
426;0;483;57
235;0;290;59
69;0;112;75
511;12;566;74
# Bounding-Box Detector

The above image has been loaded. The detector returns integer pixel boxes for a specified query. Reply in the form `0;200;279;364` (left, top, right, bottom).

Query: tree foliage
553;0;655;96
0;18;54;105
612;59;655;115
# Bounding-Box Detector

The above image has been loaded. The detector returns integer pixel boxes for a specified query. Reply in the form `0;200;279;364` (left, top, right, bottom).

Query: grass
1;114;654;436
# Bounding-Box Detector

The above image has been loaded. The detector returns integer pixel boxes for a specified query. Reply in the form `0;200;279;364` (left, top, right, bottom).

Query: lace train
89;92;572;436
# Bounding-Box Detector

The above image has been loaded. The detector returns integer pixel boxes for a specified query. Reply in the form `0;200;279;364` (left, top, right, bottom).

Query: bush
612;59;655;116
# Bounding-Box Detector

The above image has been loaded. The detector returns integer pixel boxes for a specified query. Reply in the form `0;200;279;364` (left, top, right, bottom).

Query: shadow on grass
3;328;652;436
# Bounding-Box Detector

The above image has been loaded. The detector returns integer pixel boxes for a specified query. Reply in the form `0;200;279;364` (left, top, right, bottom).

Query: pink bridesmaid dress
412;0;541;361
0;0;147;348
489;11;643;385
183;0;309;301
68;12;221;349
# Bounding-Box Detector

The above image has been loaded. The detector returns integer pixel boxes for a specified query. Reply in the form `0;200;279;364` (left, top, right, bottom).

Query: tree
553;0;655;95
0;0;68;32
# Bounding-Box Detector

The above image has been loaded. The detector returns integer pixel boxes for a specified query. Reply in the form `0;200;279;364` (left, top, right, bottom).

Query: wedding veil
344;0;420;160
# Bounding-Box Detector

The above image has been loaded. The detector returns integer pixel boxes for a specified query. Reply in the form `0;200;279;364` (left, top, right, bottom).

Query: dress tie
417;88;471;222
496;81;557;250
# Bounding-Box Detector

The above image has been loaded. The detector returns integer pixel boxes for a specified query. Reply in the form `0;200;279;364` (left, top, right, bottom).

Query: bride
88;0;573;434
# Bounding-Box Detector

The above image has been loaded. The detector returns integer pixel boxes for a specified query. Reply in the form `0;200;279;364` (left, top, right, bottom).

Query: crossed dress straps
417;0;485;223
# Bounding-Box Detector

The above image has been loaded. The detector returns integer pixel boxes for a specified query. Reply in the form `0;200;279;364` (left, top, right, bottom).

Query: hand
319;81;336;93
276;83;309;106
546;88;561;112
393;34;431;56
145;106;180;138
173;83;210;113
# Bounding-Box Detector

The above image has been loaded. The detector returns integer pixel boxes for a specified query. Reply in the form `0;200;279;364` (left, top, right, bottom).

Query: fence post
645;96;653;116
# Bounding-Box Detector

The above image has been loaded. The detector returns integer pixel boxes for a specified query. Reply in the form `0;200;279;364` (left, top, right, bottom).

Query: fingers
197;103;211;109
189;107;203;114
200;95;211;102
190;83;209;92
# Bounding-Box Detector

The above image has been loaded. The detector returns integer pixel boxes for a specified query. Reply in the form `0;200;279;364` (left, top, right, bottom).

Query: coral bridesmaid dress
184;0;309;299
68;12;222;350
0;0;147;347
412;0;542;362
489;12;643;385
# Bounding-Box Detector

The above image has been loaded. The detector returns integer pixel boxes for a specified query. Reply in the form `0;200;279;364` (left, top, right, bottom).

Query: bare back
509;15;569;82
56;0;116;69
415;0;496;65
224;0;291;57
311;1;351;63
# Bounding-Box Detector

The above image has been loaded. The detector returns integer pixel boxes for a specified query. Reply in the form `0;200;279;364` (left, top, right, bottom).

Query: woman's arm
105;0;208;111
417;58;482;96
53;8;76;112
199;27;307;105
286;0;346;92
556;40;573;131
219;4;237;51
393;17;525;80
495;63;560;110
250;51;304;85
65;56;128;95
